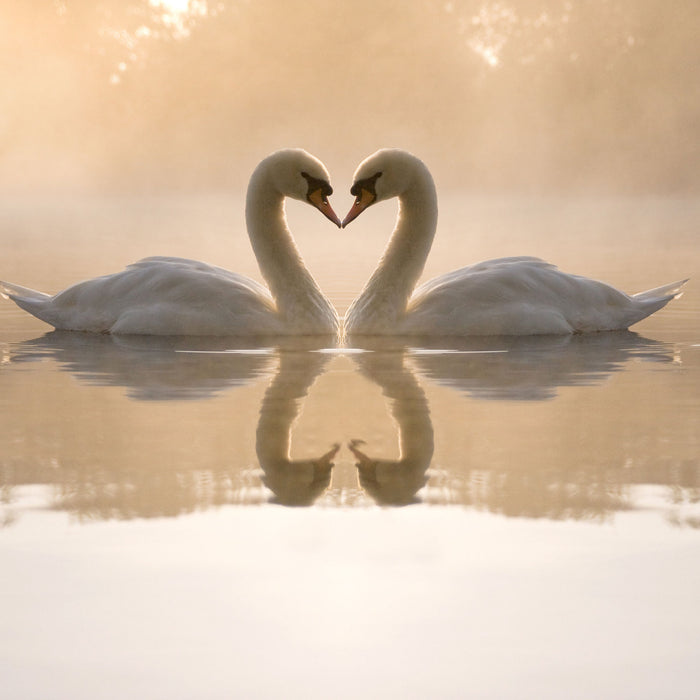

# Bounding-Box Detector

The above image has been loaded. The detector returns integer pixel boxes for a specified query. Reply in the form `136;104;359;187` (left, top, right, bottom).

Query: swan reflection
346;335;643;507
406;331;675;401
9;331;339;400
347;349;433;505
345;334;696;521
256;349;339;506
2;329;695;522
4;332;340;516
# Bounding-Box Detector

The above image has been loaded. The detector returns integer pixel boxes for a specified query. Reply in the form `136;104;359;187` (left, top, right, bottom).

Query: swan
1;149;341;336
341;149;687;336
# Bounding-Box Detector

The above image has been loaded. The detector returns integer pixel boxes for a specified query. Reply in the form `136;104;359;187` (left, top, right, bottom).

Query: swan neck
349;170;438;326
245;168;336;330
377;173;437;294
364;354;434;463
256;353;327;462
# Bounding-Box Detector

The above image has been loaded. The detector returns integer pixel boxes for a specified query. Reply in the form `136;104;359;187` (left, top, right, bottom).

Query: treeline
1;0;698;192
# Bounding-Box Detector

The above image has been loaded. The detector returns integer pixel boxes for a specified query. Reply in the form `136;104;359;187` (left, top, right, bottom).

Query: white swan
1;149;341;336
342;149;687;336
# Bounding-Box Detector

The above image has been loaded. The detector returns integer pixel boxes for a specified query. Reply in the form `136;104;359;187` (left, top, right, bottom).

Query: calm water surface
1;195;699;699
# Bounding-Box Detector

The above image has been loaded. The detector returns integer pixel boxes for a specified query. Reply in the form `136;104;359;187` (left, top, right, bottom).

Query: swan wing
128;256;271;298
3;258;283;335
406;257;686;335
411;256;555;300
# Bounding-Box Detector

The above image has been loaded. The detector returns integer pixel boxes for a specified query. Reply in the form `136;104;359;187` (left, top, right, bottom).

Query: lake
1;193;699;699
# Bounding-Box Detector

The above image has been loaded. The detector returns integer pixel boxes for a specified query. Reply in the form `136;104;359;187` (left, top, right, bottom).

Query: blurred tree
0;0;697;191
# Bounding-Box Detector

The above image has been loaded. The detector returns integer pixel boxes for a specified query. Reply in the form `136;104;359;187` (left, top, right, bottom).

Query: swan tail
622;278;689;328
1;280;57;325
0;280;50;301
633;278;688;303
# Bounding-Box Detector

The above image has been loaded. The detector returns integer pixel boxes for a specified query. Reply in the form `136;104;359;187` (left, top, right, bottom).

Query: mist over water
2;0;699;193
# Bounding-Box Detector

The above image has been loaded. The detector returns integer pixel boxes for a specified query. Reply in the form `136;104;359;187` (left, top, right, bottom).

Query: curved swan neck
346;161;438;328
365;353;434;463
245;165;336;329
393;181;439;288
256;352;327;462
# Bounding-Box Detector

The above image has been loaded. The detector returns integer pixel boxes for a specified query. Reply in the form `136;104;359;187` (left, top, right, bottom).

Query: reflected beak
342;188;376;228
308;188;341;228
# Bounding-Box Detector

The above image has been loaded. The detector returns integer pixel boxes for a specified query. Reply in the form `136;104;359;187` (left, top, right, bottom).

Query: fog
1;0;699;193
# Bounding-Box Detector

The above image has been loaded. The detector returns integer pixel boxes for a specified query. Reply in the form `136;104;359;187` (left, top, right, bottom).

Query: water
1;194;699;699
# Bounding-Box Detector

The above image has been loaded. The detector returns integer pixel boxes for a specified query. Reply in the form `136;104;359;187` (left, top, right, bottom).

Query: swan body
1;149;341;336
342;149;687;336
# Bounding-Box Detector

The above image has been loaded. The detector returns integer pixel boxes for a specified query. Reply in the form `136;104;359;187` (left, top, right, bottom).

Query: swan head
264;149;341;227
342;149;426;227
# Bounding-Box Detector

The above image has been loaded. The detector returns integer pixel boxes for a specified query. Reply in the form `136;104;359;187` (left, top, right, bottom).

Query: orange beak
308;188;341;228
342;188;376;228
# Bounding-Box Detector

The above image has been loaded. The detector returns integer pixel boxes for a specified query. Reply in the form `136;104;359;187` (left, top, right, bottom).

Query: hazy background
1;0;699;194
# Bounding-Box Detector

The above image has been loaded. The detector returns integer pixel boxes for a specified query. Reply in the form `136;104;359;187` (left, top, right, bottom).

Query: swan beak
308;189;342;227
341;188;375;228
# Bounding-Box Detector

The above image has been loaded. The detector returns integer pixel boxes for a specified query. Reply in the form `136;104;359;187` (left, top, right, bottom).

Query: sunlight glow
470;40;500;67
106;0;211;83
153;0;191;11
465;2;518;68
149;0;210;39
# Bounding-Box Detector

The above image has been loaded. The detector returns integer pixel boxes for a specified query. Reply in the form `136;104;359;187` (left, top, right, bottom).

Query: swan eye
301;171;332;199
350;171;382;198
